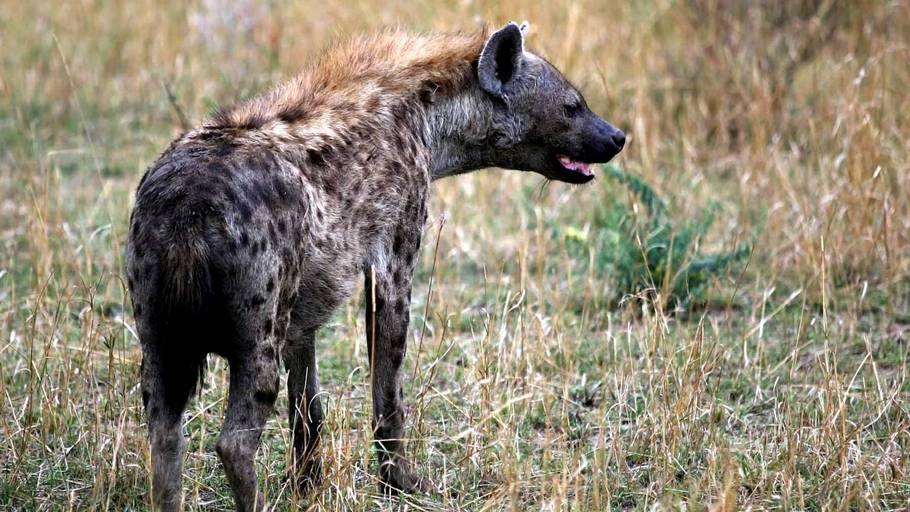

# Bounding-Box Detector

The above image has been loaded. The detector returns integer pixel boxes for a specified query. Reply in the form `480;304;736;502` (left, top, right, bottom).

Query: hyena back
127;22;624;511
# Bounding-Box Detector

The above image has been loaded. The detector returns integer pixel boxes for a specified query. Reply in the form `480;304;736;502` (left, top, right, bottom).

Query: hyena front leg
364;248;425;494
282;325;324;494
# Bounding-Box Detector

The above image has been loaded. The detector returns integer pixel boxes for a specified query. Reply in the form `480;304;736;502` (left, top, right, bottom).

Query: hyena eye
563;100;583;117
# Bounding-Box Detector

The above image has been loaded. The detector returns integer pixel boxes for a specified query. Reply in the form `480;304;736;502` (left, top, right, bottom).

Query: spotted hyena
127;22;624;510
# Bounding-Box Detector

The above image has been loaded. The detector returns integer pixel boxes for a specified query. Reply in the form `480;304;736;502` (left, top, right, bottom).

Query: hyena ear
478;22;526;97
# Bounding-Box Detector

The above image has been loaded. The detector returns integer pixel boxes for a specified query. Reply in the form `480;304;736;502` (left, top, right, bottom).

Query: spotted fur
127;22;624;511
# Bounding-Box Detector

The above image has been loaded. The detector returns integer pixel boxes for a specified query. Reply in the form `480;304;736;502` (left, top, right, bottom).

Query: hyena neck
425;86;499;180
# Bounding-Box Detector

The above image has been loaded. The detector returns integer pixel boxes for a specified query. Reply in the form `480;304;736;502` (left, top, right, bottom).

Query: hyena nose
611;130;626;150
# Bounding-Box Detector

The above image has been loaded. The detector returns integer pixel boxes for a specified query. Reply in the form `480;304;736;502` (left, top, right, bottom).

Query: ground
1;0;909;510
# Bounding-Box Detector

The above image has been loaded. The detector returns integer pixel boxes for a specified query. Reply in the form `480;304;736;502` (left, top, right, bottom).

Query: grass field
2;0;910;510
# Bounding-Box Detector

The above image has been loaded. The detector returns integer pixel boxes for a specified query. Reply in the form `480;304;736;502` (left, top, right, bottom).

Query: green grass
558;164;752;311
2;0;910;510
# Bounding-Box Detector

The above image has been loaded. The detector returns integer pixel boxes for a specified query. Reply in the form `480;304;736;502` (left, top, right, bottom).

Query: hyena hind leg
282;326;325;495
141;346;205;512
216;345;280;512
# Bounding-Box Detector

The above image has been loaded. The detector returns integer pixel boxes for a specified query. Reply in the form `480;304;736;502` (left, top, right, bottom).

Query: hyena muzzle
127;21;624;511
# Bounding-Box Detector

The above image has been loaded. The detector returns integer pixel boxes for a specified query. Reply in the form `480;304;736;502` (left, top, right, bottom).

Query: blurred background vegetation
1;0;909;509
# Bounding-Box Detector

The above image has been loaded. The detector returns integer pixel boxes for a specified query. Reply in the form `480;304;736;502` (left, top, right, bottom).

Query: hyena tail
160;233;214;316
149;228;217;401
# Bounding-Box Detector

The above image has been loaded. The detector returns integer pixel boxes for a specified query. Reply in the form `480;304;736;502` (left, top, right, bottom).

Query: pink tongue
558;156;593;176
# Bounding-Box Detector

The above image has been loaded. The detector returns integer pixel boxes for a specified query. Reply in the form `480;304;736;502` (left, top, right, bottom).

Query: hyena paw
380;456;428;495
289;457;323;497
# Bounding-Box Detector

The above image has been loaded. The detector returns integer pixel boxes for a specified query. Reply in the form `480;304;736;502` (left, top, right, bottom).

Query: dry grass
2;0;910;510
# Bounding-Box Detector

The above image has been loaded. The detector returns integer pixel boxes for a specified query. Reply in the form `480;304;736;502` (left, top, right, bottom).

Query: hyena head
474;22;625;184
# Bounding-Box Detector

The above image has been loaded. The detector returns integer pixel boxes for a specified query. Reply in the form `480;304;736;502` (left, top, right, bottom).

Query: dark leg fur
364;266;425;494
215;350;279;512
141;341;205;511
283;327;325;494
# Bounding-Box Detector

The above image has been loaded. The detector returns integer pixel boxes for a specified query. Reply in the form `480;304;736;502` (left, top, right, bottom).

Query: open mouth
549;154;596;184
557;155;595;177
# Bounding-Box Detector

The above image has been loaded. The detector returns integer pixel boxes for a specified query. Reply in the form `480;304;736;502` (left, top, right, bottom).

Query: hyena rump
127;22;624;510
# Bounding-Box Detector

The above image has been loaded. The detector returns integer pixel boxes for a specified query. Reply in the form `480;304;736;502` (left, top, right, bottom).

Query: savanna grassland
2;1;910;510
